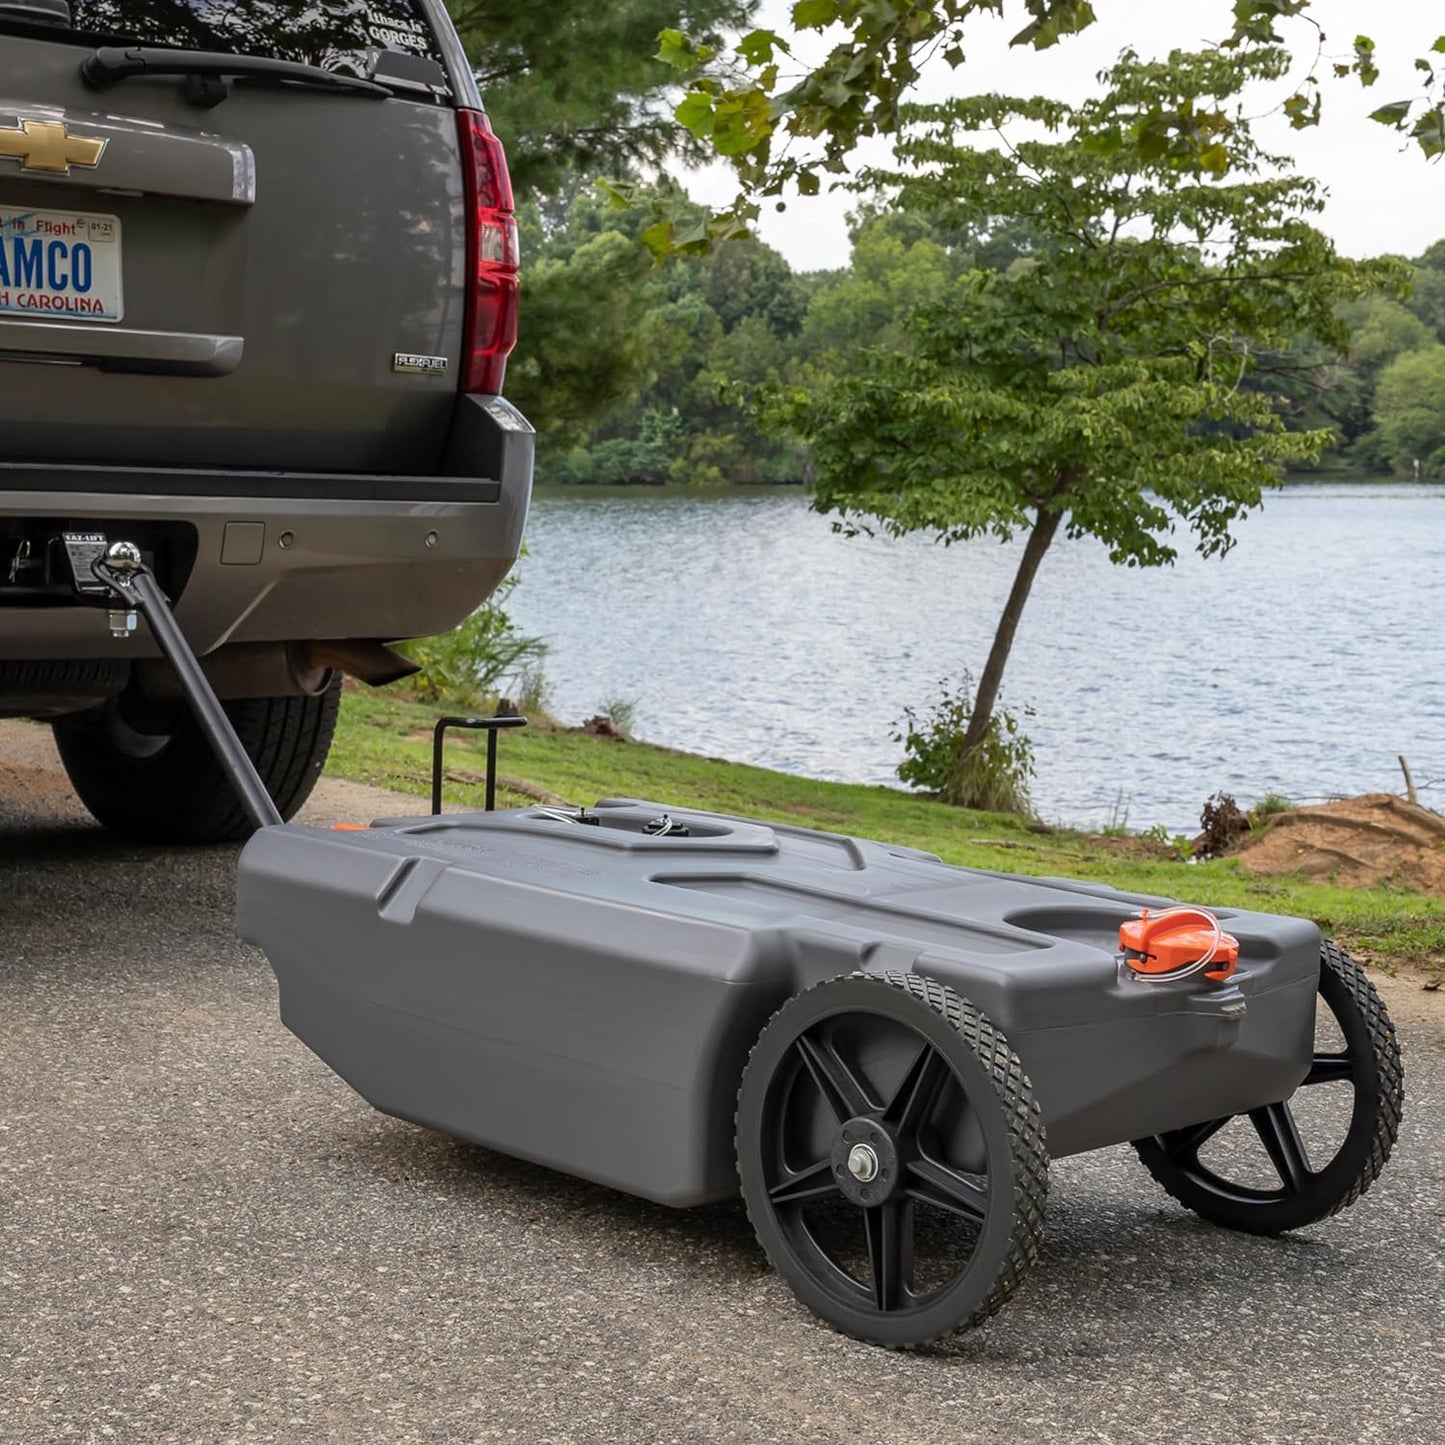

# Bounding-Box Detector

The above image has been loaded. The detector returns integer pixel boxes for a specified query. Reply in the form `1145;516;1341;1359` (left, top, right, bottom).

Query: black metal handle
432;714;528;815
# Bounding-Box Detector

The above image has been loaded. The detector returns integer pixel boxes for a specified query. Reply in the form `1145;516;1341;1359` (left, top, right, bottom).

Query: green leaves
1411;106;1445;159
1010;0;1096;51
448;0;754;198
1283;86;1321;130
1353;36;1379;88
1370;100;1413;126
1228;0;1309;46
658;3;1442;256
736;28;787;65
791;0;839;28
674;90;716;139
655;28;704;72
1363;89;1445;159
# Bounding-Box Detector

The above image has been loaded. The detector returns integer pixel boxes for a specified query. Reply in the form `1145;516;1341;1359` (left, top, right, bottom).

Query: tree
447;0;753;196
1403;242;1445;341
699;240;806;337
774;47;1394;808
798;213;960;361
1371;346;1445;473
503;226;655;448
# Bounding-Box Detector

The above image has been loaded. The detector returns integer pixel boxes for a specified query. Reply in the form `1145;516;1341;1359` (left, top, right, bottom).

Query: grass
329;687;1445;982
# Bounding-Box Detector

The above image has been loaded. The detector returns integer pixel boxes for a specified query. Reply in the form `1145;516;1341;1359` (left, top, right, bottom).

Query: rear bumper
0;398;533;660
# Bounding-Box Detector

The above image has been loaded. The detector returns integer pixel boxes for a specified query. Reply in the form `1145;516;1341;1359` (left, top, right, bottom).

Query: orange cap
1119;907;1238;981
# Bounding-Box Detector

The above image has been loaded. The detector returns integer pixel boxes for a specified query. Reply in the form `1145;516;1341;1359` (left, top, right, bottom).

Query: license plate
0;206;122;323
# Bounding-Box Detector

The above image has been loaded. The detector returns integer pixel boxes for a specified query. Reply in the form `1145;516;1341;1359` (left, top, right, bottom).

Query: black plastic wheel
53;675;341;844
1133;941;1403;1234
736;971;1048;1347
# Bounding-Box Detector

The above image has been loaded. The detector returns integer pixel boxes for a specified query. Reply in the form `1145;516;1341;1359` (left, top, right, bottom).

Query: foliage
512;197;1444;489
398;576;548;709
444;0;754;197
505;223;656;450
894;676;1035;814
1249;792;1293;828
519;182;812;483
485;28;1444;485
773;47;1396;791
798;212;961;361
1369;346;1445;474
659;0;1444;248
1141;824;1196;862
595;696;640;736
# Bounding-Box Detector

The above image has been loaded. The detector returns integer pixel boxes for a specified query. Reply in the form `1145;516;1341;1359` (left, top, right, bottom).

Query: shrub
895;675;1035;815
398;575;548;709
595;695;638;737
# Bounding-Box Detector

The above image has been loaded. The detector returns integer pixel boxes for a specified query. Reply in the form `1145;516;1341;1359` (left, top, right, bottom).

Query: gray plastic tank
82;549;1400;1349
237;797;1403;1348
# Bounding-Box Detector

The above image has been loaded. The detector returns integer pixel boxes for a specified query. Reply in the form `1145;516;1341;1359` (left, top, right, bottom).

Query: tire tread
736;969;1048;1347
1133;940;1403;1233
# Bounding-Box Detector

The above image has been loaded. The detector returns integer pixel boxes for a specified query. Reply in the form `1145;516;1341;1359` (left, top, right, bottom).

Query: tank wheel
1133;940;1403;1234
736;971;1048;1348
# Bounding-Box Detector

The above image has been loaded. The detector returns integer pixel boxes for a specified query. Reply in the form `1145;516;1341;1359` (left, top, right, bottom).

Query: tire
0;658;129;717
736;970;1048;1348
1133;941;1403;1234
52;675;341;844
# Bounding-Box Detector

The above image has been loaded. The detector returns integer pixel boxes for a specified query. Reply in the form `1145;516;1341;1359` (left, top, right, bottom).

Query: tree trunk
958;505;1063;762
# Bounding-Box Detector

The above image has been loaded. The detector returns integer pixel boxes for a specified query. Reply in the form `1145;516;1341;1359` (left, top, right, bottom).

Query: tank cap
1119;906;1238;982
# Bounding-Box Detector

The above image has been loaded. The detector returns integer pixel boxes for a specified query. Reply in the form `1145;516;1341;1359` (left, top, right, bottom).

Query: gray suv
0;0;532;841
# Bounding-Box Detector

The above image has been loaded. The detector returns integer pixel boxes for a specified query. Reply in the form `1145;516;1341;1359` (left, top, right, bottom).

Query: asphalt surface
2;720;1443;1444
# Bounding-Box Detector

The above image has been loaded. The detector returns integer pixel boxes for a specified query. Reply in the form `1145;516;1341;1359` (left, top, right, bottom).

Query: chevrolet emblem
0;118;107;176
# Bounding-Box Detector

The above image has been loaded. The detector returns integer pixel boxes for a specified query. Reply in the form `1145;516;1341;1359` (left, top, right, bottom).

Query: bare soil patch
1237;792;1445;895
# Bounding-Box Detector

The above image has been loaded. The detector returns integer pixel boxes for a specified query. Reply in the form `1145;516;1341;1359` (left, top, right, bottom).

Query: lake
505;481;1445;833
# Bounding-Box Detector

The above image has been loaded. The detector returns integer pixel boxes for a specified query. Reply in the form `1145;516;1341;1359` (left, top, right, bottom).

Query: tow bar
89;540;281;829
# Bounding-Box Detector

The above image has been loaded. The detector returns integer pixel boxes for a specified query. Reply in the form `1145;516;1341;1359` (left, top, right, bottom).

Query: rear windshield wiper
80;46;391;107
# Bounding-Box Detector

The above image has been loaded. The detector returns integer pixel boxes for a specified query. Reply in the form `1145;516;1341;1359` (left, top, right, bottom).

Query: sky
685;0;1445;271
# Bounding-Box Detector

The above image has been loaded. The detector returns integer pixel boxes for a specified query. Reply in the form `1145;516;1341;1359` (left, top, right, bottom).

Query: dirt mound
1236;793;1445;894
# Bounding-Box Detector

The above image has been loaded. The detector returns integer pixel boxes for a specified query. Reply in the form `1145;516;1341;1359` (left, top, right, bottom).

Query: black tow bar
90;541;283;831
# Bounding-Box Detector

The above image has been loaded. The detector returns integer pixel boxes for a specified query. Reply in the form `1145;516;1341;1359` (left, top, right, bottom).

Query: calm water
506;482;1445;832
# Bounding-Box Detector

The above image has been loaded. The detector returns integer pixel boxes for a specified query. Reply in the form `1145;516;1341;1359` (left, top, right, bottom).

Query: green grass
330;687;1445;981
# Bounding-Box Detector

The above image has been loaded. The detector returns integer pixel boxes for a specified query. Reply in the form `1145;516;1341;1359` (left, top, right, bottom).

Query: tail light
456;109;519;396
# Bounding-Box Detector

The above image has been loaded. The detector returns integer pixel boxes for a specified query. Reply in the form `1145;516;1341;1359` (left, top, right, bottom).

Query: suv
0;0;532;841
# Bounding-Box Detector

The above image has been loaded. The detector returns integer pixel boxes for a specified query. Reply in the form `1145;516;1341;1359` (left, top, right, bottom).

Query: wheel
1133;940;1403;1234
736;971;1048;1348
0;658;129;717
52;675;341;844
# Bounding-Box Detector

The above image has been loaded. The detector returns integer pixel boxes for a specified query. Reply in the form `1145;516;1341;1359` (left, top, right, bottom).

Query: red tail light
457;109;519;395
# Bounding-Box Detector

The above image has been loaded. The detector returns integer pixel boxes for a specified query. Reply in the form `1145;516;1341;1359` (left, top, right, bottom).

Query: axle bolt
846;1143;879;1183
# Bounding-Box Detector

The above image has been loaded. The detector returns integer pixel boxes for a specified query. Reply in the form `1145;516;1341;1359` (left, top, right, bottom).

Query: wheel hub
831;1117;899;1205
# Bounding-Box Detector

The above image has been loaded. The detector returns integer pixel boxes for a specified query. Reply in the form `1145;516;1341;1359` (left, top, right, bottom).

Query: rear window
37;0;445;71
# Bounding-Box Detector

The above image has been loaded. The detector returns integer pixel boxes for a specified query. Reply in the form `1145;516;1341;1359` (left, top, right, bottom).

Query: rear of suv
0;0;532;840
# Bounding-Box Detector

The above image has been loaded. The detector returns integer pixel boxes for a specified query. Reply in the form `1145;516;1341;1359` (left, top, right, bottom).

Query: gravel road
3;720;1442;1444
